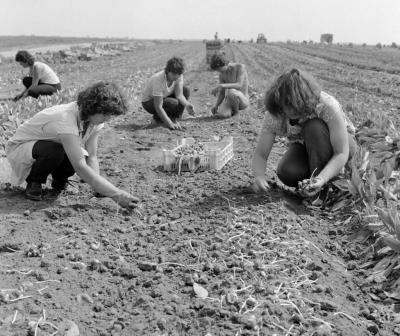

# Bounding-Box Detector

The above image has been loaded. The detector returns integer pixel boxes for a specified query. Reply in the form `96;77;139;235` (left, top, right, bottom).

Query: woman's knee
22;77;32;88
277;163;307;188
276;143;310;187
27;88;40;98
33;141;65;160
239;98;249;110
28;85;57;98
225;90;239;108
303;118;333;167
225;89;236;100
303;118;329;139
163;97;179;108
142;100;156;114
163;98;181;116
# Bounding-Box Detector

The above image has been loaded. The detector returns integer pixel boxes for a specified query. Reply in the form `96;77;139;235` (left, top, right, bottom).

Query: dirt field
0;40;400;335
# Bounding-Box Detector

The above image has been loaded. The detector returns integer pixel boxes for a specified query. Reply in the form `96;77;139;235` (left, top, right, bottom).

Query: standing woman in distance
7;81;138;208
252;69;357;197
14;50;61;101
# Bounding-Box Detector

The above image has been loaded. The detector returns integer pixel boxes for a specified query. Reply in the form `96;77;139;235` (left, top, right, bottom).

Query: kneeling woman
14;50;61;101
252;69;357;196
141;57;195;130
7;82;138;207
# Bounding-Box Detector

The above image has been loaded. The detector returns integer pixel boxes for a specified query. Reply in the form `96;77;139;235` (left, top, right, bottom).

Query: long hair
77;82;128;121
15;50;35;66
264;69;321;117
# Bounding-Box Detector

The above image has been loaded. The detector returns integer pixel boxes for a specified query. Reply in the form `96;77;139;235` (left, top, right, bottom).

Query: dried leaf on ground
193;282;208;299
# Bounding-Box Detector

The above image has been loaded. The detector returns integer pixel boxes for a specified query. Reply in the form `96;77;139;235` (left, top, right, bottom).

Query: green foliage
339;122;400;284
0;88;78;157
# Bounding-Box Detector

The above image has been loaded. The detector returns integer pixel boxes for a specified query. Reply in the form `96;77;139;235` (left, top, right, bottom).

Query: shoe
25;182;42;201
150;116;162;125
51;179;68;192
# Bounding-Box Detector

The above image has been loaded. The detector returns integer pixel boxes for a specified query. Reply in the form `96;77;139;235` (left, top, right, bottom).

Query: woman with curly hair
252;69;357;197
14;50;61;101
6;82;138;207
141;57;195;130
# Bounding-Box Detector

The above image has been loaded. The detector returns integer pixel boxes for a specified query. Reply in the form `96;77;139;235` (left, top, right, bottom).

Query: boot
25;182;42;201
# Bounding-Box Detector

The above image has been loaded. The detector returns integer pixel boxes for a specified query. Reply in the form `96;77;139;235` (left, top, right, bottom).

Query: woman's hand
211;85;221;96
298;176;325;197
252;176;270;193
168;121;183;130
13;93;24;102
211;105;219;115
112;190;140;208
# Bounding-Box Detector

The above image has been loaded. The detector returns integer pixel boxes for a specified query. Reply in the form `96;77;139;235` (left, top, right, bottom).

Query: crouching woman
252;69;357;196
14;50;61;101
141;57;195;130
6;81;138;207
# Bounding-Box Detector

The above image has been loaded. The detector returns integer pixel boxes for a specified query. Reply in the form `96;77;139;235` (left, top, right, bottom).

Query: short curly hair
264;68;322;118
15;50;35;66
164;57;185;75
210;54;229;70
77;82;128;121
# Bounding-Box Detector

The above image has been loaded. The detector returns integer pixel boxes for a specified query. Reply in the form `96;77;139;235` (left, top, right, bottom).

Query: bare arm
30;65;40;87
252;130;276;191
14;65;40;101
174;80;195;115
219;64;246;91
316;108;349;184
174;80;189;106
153;96;181;129
214;89;225;107
211;74;225;108
252;130;276;179
301;109;349;196
84;130;100;174
59;133;138;206
211;73;225;112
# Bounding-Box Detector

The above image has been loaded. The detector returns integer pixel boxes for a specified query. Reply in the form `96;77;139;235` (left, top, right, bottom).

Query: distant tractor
206;40;223;65
256;34;267;44
320;34;333;44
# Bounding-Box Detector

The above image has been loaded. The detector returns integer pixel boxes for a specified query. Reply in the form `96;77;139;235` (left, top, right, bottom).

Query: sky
0;0;399;44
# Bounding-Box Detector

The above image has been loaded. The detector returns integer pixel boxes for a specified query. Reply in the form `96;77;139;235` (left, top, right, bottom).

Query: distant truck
320;34;333;44
256;34;267;44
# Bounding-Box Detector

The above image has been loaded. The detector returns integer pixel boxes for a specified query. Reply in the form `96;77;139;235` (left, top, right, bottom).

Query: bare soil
0;41;399;336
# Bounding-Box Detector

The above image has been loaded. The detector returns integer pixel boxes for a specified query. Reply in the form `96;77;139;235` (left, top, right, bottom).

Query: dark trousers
277;118;356;188
26;140;75;184
23;77;61;98
142;86;190;122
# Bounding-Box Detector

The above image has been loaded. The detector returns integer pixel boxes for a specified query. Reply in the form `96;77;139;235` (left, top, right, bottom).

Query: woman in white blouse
14;50;61;101
7;81;138;208
141;57;195;130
